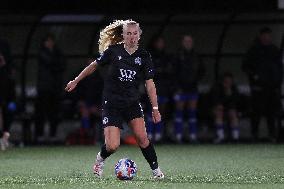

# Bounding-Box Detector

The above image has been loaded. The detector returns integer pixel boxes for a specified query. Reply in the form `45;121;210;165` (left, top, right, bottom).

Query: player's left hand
152;109;161;124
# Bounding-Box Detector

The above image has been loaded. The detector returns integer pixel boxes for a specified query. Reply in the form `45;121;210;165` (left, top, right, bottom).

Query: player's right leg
93;126;120;177
93;100;123;177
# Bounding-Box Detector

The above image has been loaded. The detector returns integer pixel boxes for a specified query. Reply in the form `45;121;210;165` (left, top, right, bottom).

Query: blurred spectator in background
0;38;16;150
34;33;66;143
242;27;283;142
172;34;205;143
145;35;174;143
65;58;103;145
209;72;241;144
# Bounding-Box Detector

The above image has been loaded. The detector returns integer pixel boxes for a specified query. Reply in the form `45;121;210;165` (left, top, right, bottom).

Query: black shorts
101;100;144;129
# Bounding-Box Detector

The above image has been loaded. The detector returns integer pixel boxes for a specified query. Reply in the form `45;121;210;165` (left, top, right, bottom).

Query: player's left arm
145;79;161;123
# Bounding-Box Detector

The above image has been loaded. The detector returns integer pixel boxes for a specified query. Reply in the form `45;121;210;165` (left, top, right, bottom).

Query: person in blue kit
65;20;164;179
173;34;205;143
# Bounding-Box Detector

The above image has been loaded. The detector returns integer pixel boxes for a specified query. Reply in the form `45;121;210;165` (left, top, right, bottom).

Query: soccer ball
114;158;137;180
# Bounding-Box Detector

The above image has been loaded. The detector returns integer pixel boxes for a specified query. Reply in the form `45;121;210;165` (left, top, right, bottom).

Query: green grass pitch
0;144;284;189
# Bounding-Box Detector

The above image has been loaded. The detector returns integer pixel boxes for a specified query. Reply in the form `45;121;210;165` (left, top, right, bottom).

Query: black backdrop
0;0;278;14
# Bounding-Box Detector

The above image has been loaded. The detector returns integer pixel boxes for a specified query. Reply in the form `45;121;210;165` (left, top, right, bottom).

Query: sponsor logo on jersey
118;69;136;81
134;57;141;65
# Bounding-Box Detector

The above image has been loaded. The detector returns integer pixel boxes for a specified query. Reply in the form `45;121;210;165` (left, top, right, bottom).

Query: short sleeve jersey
96;44;154;105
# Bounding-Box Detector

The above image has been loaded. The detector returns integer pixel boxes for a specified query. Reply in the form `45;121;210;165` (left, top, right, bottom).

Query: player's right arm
65;60;98;92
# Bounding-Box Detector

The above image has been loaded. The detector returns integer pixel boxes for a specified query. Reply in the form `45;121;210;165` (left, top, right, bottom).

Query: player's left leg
93;126;121;177
93;101;123;177
129;118;164;179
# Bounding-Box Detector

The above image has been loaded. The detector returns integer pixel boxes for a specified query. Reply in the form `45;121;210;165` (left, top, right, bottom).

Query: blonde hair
98;19;141;54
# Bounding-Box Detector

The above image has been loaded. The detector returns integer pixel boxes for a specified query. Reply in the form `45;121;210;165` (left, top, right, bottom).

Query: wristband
152;106;159;110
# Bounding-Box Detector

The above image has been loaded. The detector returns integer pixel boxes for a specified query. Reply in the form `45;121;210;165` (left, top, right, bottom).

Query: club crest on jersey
134;57;141;65
103;117;108;125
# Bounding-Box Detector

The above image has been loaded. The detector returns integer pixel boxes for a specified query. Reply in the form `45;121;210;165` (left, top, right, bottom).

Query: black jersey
96;44;154;106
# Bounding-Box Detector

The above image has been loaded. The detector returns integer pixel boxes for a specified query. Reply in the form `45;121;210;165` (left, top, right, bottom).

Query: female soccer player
65;20;164;179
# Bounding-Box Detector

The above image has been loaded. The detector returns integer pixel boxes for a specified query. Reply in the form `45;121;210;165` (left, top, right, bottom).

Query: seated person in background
209;72;241;143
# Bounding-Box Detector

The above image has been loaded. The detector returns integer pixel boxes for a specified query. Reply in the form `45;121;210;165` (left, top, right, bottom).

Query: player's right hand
65;80;77;92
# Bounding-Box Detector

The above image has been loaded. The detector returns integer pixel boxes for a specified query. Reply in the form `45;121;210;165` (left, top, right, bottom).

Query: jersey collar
123;44;139;55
